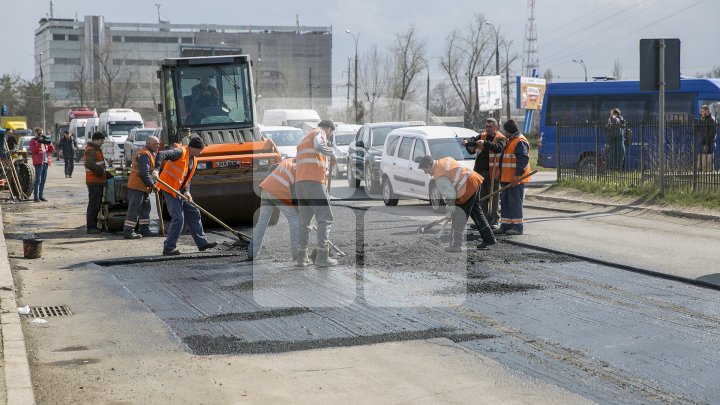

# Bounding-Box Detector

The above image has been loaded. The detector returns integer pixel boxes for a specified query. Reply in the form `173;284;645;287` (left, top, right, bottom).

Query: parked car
18;136;33;154
347;121;425;194
260;126;306;159
124;127;162;166
379;126;478;212
329;124;360;178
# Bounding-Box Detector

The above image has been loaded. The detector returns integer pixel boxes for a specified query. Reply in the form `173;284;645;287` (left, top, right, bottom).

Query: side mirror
355;140;365;149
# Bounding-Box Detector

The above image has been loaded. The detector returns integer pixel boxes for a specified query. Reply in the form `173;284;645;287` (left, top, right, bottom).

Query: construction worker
463;118;507;229
248;158;299;261
294;119;337;267
495;119;532;235
84;132;108;234
123;135;161;239
418;155;496;251
156;136;217;256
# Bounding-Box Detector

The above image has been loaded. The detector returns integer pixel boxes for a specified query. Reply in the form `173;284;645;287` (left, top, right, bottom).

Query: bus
537;78;720;170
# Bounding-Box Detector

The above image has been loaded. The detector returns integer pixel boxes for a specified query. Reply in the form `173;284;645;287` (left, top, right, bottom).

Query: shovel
154;177;252;245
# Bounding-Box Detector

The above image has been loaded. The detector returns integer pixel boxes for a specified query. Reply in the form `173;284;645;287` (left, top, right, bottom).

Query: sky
4;0;718;96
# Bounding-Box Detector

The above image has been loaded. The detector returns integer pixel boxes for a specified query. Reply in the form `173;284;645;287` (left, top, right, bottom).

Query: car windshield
109;123;143;136
134;130;155;142
262;130;305;146
372;127;397;146
333;133;355;145
428;138;476;160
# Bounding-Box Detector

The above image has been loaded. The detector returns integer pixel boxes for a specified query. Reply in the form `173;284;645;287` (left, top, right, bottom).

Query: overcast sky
3;0;718;95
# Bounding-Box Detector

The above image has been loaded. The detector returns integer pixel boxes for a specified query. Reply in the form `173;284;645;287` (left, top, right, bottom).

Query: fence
556;119;720;193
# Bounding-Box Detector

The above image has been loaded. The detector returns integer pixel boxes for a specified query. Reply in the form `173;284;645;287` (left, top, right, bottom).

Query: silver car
124;128;162;166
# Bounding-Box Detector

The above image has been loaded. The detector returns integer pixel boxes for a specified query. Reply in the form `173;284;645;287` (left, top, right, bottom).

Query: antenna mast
522;0;539;76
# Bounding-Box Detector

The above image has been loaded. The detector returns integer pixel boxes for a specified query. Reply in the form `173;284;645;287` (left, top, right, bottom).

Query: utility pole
309;67;313;109
346;58;351;122
572;59;587;82
346;29;360;124
34;52;46;132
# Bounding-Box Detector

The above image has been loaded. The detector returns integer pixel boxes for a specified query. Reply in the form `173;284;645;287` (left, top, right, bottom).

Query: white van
97;109;144;162
261;109;320;130
380;126;478;211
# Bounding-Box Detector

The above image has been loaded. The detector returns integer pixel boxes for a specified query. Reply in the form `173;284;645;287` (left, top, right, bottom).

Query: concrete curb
526;193;720;222
0;207;36;405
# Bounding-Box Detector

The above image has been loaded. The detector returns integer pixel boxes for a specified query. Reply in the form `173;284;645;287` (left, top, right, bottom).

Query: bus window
598;96;648;122
648;94;694;123
546;96;594;124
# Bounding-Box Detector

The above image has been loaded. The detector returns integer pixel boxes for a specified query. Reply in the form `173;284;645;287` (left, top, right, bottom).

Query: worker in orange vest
123;135;161;239
83;132;109;234
495;119;532;235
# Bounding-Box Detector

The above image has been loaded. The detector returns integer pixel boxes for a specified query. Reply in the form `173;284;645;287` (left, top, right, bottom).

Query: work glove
511;176;521;187
151;170;160;182
445;204;456;222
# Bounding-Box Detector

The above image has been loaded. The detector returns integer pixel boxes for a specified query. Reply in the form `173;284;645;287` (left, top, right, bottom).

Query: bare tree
359;45;390;123
94;38;138;108
429;82;463;116
701;66;720;78
612;58;623;80
391;24;426;120
543;68;554;84
439;14;495;130
67;63;93;107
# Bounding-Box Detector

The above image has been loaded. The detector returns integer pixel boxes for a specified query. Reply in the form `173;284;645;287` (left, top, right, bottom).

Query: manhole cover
29;306;72;318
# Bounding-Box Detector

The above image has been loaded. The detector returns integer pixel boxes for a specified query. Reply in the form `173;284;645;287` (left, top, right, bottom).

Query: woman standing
28;127;55;202
606;108;626;170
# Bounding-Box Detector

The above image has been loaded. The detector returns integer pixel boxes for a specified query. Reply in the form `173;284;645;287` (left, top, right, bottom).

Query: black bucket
22;238;43;259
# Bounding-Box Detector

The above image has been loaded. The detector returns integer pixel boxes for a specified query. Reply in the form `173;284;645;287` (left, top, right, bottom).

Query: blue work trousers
162;191;210;251
499;183;525;233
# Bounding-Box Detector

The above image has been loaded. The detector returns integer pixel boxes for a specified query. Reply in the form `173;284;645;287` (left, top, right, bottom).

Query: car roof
334;124;361;133
364;121;425;128
388;126;479;139
260;126;305;132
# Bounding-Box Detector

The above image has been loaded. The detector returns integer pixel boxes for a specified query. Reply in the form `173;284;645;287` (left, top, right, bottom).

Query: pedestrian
57;130;78;178
697;105;716;171
123;135;162;239
29;127;55;202
84;132;109;234
606;108;626;170
494;119;532;236
248;158;300;261
156;136;217;256
463;118;507;229
418;155;496;251
294;119;337;267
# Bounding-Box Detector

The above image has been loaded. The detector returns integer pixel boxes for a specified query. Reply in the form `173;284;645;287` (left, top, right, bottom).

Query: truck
95;108;144;163
66;108;98;161
157;54;282;225
1;116;33;142
261;109;321;131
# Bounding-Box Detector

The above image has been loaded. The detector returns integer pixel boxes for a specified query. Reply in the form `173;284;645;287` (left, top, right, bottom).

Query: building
33;16;332;121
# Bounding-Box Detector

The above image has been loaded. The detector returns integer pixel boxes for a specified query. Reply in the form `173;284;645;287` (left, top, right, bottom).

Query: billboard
476;75;502;112
516;77;546;110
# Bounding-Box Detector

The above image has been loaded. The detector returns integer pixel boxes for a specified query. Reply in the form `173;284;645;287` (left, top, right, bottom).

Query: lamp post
572;59;587;82
485;22;501;119
345;29;360;124
34;52;46;133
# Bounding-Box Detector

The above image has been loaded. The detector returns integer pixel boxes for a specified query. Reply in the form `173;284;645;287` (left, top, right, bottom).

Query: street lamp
572;59;587;82
34;52;46;133
345;29;360;124
485;21;501;119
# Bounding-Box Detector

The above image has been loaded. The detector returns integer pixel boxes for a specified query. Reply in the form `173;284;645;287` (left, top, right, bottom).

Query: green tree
0;74;23;118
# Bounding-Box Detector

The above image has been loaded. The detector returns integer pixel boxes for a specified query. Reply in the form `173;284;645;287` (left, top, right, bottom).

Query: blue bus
537;78;720;170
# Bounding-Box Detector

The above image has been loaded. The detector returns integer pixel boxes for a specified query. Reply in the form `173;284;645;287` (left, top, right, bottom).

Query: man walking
697;105;716;171
463;118;507;229
418;155;496;251
123;135;162;239
57;130;78;178
29;127;55;202
495;119;532;236
294;120;337;267
156;137;217;256
84;132;108;234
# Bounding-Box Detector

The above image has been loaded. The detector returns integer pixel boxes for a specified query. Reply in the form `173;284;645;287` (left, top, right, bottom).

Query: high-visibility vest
499;134;532;184
295;128;327;184
259;158;296;206
157;147;196;197
478;132;505;177
84;145;106;185
127;147;156;192
433;157;484;205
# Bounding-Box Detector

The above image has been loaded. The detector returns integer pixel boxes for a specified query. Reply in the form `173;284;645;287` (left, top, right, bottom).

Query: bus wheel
577;156;596;175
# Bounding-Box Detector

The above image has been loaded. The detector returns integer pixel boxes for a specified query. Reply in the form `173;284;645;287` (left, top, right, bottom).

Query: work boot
314;246;338;267
505;229;523;236
124;232;142;239
295;248;312;267
477;239;496;249
162;248;180;256
199;241;218;251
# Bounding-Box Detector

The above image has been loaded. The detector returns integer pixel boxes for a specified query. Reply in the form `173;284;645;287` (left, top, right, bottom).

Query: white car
260;126;306;159
329;124;360;178
380;126;478;212
18;136;34;154
124;128;162;166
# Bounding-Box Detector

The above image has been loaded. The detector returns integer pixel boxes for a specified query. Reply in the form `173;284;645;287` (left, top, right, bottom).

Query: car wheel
365;164;380;194
333;165;343;179
577;156;596;175
429;182;446;213
382;178;398;206
348;165;360;188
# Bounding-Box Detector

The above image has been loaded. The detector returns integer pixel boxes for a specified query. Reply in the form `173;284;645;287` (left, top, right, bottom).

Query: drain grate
29;306;72;318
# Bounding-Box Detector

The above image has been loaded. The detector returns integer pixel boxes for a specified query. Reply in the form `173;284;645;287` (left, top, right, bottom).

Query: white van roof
388;126;478;139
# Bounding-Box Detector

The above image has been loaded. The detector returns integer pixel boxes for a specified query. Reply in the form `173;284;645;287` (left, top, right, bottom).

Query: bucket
22;238;43;259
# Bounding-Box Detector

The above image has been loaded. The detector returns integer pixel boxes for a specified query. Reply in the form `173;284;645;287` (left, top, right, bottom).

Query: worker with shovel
156;136;217;256
418;155;496;251
123;135;162;239
294;119;337;267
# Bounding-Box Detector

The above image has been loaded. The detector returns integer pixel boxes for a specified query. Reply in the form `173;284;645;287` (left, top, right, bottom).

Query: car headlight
196;162;208;170
373;155;382;162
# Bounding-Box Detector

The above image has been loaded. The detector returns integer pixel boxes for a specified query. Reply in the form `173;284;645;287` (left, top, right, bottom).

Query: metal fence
556;119;720;193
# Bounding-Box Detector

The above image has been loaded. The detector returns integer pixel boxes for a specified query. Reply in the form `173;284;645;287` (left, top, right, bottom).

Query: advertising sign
476;75;502;112
517;77;546;110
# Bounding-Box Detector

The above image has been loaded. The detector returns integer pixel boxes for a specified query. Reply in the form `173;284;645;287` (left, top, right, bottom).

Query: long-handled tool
154;191;165;236
154;177;252;244
310;224;346;257
416;170;538;234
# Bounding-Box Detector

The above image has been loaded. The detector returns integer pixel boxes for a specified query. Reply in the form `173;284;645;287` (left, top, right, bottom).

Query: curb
0;206;36;405
525;193;720;222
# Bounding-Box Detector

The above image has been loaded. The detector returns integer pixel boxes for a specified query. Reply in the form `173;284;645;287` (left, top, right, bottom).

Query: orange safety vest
295;128;327;184
127;147;156;193
84;145;106;185
259;158;296;206
498;134;532;184
478;132;505;177
433;157;484;205
157;147;196;197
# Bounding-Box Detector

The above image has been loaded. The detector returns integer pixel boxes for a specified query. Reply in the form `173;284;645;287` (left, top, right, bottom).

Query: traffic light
1;105;7;116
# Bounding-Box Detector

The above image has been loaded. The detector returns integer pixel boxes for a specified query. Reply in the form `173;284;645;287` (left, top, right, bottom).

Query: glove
445;205;456;221
151;170;160;182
